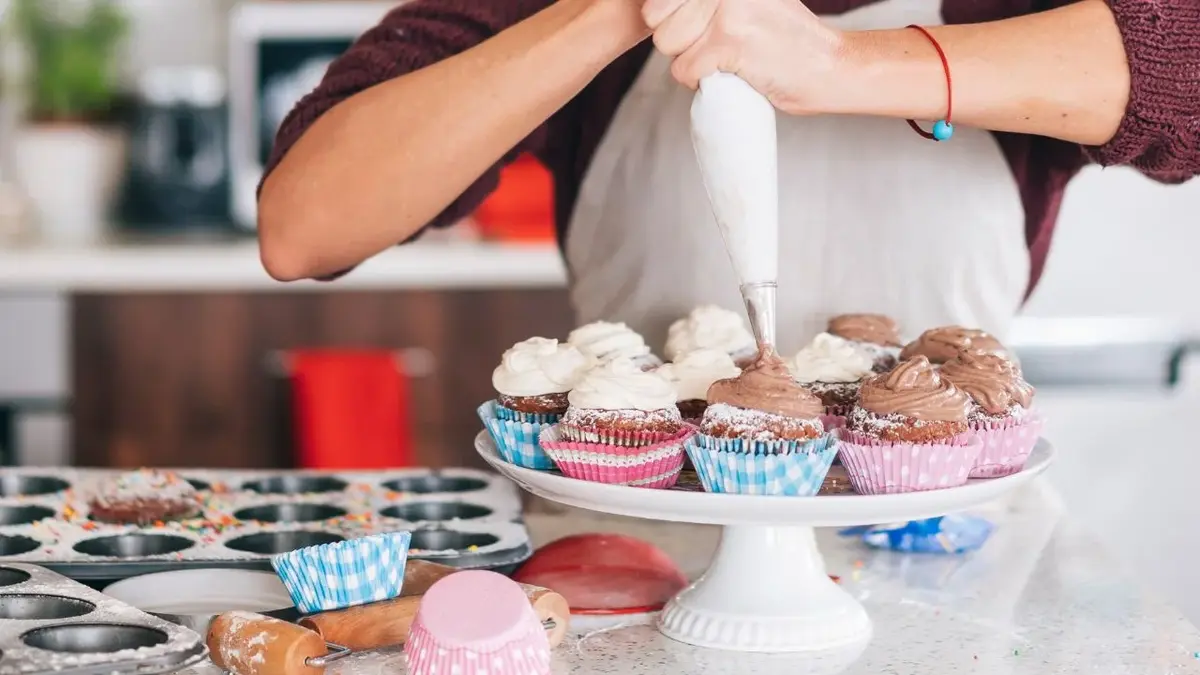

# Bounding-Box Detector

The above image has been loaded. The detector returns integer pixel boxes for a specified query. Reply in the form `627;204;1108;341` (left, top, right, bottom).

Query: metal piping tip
740;281;777;351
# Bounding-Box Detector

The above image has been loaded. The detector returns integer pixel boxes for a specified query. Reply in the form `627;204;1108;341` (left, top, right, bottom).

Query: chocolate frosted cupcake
702;350;825;442
568;321;661;370
541;359;691;489
899;326;1007;365
478;337;593;469
685;350;837;496
789;333;875;423
827;314;903;372
840;357;983;494
940;349;1043;477
655;348;741;422
664;305;757;367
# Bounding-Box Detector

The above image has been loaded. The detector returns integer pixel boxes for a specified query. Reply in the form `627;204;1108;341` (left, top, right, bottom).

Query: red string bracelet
905;24;954;141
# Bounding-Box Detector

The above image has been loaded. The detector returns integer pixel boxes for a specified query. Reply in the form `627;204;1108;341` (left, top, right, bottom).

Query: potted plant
9;0;128;244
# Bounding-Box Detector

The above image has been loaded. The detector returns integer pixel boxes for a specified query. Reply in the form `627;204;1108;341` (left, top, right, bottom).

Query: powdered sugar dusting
701;403;821;441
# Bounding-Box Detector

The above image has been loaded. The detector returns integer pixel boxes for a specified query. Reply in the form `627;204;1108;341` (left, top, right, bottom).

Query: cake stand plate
475;432;1053;653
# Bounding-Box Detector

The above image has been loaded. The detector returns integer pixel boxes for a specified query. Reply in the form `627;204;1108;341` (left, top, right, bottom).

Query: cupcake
568;321;661;370
685;350;837;496
940;349;1043;477
840;357;983;494
479;337;593;469
87;469;200;525
654;348;741;422
542;359;691;488
558;358;683;443
789;332;875;423
664;305;757;367
899;326;1007;365
490;337;592;422
827;313;903;372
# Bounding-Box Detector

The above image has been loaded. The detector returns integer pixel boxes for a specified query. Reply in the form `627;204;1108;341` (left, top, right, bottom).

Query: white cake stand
475;432;1053;654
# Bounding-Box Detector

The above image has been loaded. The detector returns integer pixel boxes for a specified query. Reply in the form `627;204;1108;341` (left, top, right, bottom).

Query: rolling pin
300;580;570;649
208;611;349;675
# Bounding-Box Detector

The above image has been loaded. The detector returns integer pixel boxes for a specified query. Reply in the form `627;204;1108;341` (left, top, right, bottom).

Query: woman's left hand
641;0;850;115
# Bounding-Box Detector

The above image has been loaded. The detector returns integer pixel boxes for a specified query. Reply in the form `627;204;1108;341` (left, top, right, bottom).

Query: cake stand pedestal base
658;525;872;652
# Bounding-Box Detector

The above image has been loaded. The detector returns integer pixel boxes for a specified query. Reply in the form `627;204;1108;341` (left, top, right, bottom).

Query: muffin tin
0;563;206;675
0;468;532;581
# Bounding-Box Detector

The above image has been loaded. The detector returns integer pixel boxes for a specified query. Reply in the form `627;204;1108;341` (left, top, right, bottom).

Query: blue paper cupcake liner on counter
685;432;838;496
271;531;411;614
838;515;994;554
478;400;557;470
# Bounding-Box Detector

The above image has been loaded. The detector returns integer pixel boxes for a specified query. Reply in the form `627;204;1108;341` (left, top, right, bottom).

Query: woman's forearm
833;0;1129;146
258;0;647;281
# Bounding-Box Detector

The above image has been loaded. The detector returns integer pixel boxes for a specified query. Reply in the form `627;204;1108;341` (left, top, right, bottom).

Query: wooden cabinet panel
72;290;574;469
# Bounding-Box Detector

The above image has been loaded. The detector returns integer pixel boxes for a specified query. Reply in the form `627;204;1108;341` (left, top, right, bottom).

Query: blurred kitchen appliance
228;2;392;231
118;67;231;230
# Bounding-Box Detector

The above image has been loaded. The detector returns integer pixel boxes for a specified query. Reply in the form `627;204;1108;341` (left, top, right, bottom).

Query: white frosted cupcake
478;337;593;470
664;305;757;366
789;333;875;422
568;321;661;369
655;349;741;422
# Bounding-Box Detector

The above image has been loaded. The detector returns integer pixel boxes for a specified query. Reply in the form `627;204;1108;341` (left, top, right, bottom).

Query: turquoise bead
932;120;954;141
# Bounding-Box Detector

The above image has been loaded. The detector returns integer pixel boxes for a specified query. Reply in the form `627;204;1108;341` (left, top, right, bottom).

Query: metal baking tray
0;469;532;582
0;563;206;675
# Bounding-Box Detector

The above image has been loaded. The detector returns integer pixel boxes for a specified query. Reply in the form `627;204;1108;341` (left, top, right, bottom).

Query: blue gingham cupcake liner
271;531;411;614
685;432;839;496
477;400;557;470
493;403;562;425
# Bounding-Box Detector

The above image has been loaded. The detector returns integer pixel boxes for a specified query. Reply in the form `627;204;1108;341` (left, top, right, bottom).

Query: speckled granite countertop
180;485;1200;674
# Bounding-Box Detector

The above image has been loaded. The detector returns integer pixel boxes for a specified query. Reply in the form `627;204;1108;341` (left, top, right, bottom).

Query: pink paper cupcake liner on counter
837;429;983;495
968;412;1044;478
539;425;693;489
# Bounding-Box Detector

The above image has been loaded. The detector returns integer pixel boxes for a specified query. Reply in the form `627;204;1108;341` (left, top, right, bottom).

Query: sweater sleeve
260;0;555;236
1082;0;1200;183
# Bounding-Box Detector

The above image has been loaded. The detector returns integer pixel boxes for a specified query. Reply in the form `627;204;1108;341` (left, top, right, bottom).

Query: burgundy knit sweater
264;0;1200;294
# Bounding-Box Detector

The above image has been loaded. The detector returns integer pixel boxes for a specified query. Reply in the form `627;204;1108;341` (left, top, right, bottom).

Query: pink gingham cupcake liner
837;429;983;495
538;425;693;489
967;412;1044;478
556;422;679;447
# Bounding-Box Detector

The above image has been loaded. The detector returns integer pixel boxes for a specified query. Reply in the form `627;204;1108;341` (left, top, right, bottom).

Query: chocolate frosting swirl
858;356;971;422
827;314;902;347
898;326;1006;364
707;349;823;419
940;349;1035;414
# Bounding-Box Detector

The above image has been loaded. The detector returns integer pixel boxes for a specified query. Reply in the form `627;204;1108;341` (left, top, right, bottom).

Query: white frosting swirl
567;358;676;411
789;333;875;384
567;321;652;363
655;349;742;401
492;337;593;397
664;305;756;361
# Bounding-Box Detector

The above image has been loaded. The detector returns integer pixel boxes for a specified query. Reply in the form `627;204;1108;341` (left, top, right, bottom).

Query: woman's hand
640;0;848;115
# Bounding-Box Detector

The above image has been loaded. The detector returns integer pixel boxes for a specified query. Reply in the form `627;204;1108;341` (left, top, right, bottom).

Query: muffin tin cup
837;430;984;495
685;433;839;496
967;412;1045;479
538;426;691;489
272;532;412;614
0;563;206;675
0;468;530;583
478;401;557;470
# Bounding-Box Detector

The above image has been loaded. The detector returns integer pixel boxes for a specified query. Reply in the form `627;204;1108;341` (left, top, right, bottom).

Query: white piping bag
690;73;779;350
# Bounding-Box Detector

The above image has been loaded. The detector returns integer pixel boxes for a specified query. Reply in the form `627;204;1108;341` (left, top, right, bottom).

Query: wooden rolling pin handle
299;579;570;650
208;612;328;675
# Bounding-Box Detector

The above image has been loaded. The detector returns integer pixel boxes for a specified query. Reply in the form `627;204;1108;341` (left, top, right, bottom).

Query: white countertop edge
0;241;569;292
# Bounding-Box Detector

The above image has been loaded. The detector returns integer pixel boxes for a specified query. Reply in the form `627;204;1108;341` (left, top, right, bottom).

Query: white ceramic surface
103;569;293;614
474;432;1053;653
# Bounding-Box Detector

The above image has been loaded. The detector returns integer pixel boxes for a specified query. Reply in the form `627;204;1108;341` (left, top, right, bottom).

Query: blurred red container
473;154;556;243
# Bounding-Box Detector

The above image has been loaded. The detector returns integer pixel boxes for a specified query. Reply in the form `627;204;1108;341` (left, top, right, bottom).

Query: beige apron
564;0;1029;353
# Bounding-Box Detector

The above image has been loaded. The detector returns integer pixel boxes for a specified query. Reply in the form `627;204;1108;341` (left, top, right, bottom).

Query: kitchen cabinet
70;289;575;469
